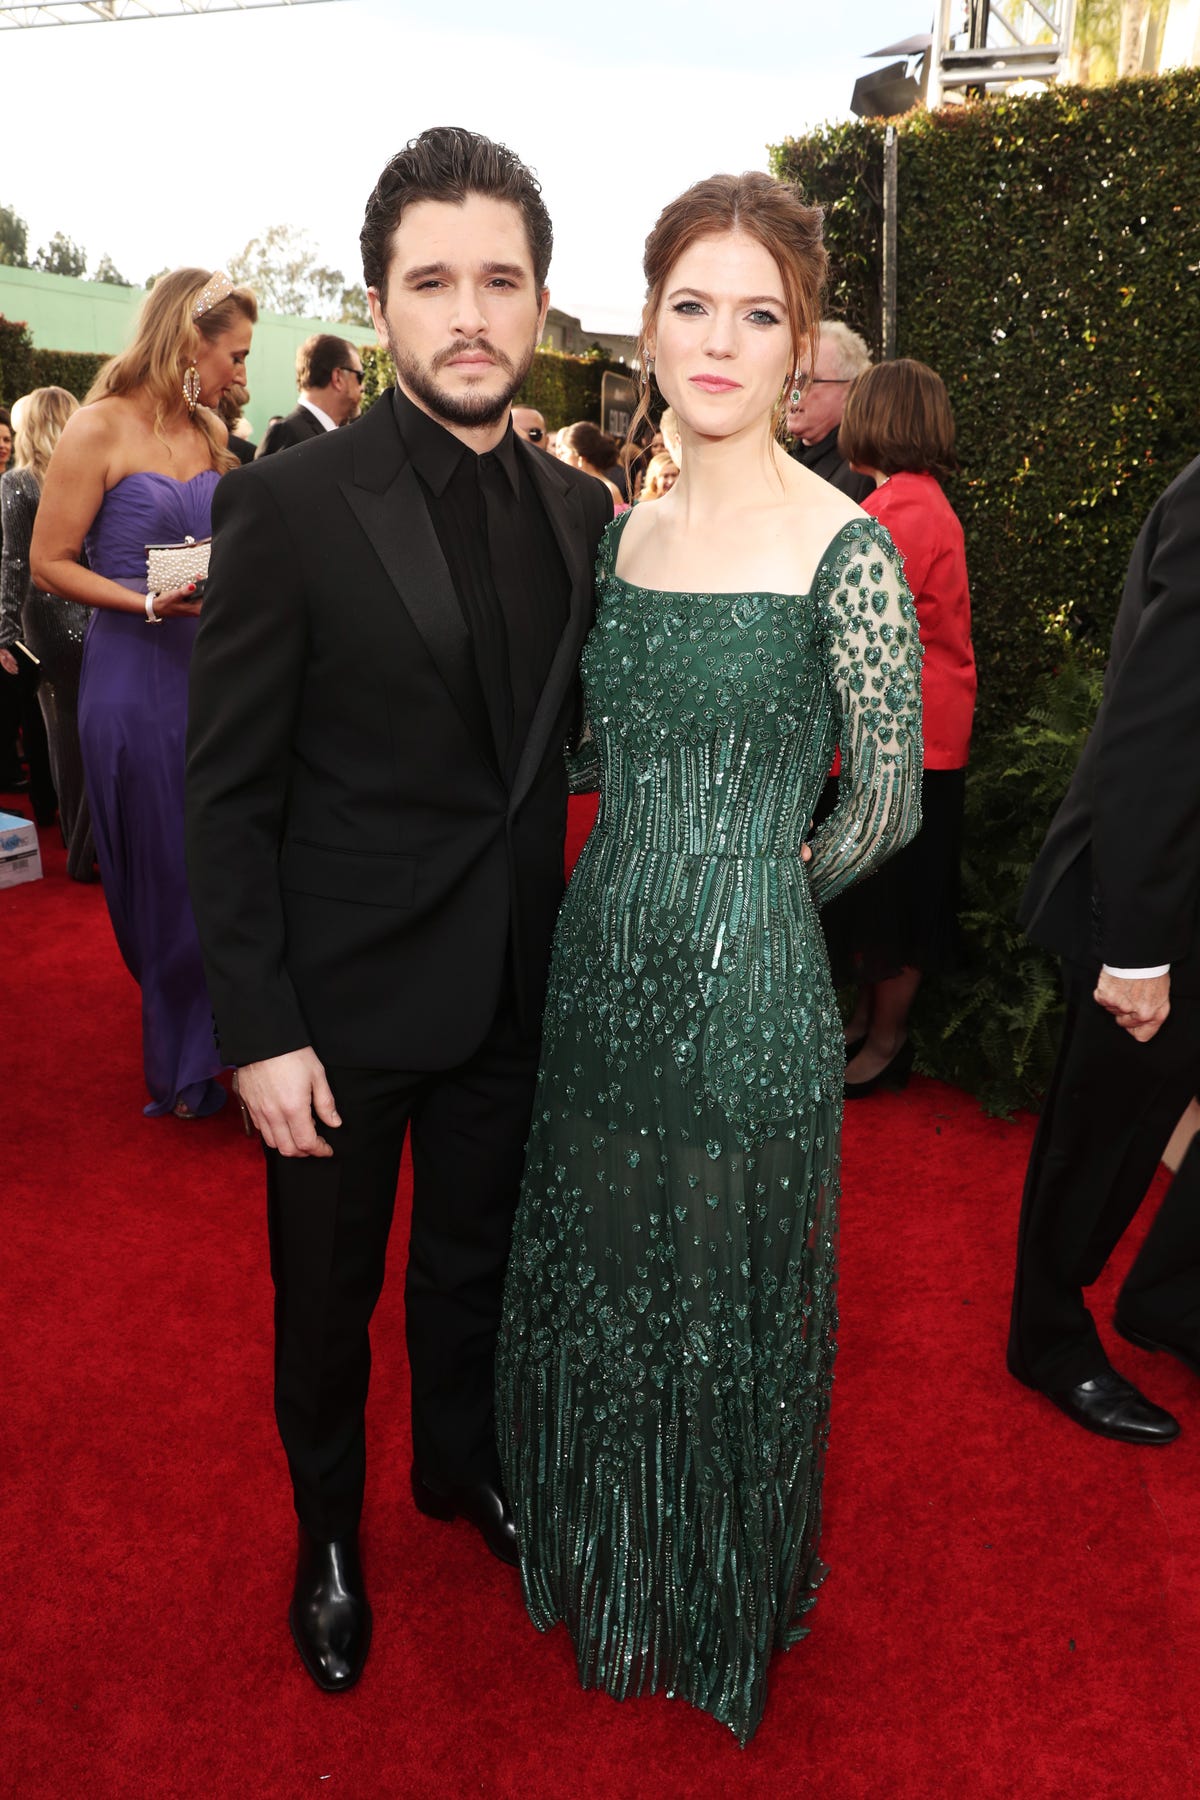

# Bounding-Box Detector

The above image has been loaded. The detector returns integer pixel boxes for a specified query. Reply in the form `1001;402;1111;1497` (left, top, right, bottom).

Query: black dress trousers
266;981;541;1542
1008;963;1200;1391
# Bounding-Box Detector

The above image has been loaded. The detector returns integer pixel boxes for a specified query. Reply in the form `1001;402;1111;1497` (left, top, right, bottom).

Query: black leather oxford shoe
1113;1314;1200;1379
410;1467;520;1566
1045;1367;1180;1445
289;1529;372;1692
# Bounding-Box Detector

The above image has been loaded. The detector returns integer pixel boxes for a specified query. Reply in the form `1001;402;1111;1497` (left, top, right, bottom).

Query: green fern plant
913;646;1105;1114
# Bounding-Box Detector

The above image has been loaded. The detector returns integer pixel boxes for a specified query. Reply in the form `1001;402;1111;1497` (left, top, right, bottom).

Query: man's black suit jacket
254;403;328;459
1019;452;1200;993
185;389;613;1070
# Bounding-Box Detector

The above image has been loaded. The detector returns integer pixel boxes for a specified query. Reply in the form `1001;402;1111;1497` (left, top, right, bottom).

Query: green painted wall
0;264;374;439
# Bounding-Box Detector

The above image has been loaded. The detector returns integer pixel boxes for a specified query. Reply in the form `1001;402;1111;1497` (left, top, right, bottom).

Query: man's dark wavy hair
360;125;553;300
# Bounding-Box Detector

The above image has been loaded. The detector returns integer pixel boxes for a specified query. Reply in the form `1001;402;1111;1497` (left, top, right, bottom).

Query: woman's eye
748;309;780;326
672;301;704;316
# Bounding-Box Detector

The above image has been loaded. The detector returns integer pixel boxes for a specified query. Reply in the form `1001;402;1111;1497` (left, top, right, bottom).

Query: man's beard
388;328;538;428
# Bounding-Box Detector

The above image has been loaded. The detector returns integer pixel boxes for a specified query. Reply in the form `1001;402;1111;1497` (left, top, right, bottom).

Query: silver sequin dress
497;509;923;1743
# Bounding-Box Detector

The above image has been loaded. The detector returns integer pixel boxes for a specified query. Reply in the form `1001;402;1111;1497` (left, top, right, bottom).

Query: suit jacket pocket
280;839;416;908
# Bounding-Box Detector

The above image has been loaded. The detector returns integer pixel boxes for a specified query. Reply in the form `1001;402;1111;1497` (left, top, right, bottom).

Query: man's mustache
431;339;516;376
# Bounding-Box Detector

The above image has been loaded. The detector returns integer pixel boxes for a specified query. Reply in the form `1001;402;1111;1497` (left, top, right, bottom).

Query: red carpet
7;798;1200;1798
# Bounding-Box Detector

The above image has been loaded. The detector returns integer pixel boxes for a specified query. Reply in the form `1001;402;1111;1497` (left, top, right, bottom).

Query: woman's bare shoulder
57;399;123;453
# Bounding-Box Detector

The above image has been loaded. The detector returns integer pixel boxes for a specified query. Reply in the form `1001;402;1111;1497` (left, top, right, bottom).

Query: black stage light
850;60;922;118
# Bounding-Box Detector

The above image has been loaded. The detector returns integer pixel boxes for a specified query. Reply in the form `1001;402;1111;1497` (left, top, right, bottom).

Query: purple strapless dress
79;471;226;1117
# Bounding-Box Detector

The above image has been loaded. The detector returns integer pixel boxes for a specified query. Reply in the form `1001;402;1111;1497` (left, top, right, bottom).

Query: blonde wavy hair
85;267;258;475
13;386;80;487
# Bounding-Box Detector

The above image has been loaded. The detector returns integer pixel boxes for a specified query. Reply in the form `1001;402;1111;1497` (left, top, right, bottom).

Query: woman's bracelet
144;591;163;625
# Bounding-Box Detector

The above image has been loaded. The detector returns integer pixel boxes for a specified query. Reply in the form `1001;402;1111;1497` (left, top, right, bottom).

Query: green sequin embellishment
497;511;922;1744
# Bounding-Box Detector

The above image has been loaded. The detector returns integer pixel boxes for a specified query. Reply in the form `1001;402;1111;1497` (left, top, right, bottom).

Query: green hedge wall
361;342;628;430
30;346;107;397
772;70;1200;741
0;317;108;404
772;71;1200;1111
0;315;36;405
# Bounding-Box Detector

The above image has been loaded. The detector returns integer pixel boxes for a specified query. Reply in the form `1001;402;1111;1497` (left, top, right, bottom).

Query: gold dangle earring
789;369;802;408
183;361;201;417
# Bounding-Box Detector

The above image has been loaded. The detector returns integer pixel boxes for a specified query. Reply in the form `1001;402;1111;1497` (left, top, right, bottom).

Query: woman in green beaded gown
497;173;923;1744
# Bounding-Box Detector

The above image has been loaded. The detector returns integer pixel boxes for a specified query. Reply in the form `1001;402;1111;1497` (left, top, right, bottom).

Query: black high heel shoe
844;1037;914;1100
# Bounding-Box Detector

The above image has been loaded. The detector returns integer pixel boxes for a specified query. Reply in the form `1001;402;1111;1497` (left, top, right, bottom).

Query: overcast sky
5;0;917;333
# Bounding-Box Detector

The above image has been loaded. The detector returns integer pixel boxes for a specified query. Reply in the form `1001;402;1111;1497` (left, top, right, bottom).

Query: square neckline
606;509;872;604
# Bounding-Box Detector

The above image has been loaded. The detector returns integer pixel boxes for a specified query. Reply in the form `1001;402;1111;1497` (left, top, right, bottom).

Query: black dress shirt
393;388;569;778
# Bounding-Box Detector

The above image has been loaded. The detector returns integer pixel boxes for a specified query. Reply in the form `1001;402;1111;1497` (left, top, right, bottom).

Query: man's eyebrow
402;261;528;282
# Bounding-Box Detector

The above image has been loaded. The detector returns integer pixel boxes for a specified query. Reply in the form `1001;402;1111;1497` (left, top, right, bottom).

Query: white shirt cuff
1101;964;1170;980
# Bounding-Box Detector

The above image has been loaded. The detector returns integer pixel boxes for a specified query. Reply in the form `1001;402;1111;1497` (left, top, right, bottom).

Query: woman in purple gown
31;268;257;1118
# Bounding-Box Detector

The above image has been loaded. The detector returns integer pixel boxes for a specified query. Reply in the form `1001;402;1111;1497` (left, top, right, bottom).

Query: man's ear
536;287;551;341
367;288;389;351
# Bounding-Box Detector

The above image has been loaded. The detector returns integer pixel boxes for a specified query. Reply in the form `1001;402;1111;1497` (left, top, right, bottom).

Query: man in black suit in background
185;127;612;1692
785;319;874;504
1009;452;1200;1443
255;332;365;456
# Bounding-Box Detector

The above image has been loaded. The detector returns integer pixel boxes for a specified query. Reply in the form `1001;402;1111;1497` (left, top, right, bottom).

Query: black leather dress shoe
1114;1315;1200;1378
411;1467;520;1566
1045;1367;1180;1444
289;1529;372;1692
844;1037;915;1100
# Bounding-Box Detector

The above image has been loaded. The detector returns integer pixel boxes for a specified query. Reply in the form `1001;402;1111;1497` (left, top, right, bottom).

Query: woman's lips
689;375;741;393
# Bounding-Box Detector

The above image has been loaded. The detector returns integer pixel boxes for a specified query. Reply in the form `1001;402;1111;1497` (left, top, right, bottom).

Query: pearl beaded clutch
145;534;211;598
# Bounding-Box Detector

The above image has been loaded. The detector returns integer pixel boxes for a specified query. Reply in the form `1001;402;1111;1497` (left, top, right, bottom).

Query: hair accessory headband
193;272;235;320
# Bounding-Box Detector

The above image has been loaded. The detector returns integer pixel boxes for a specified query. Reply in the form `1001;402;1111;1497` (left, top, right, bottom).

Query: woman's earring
183;362;201;416
789;371;802;408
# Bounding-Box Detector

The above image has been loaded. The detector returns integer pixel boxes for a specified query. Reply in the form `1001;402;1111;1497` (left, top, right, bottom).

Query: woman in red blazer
826;358;977;1095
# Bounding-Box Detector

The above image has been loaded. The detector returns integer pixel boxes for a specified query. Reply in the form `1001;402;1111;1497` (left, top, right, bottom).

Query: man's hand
236;1047;341;1157
1093;970;1171;1043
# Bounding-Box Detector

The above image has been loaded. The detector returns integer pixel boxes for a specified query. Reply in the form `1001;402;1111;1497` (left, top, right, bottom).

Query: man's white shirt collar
298;396;338;433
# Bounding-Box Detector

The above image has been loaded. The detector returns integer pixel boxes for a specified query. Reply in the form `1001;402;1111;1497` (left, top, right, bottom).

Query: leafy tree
227;224;345;318
34;232;88;279
339;283;372;327
92;252;132;287
0;202;29;268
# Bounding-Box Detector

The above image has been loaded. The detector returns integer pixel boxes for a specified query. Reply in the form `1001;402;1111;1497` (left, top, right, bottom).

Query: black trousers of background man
265;983;540;1542
1008;963;1200;1393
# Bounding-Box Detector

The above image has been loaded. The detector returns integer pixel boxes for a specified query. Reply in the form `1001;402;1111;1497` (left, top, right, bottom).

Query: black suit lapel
340;401;496;774
509;445;595;816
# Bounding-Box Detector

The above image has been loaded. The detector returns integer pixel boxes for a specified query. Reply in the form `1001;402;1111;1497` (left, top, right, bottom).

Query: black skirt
820;767;966;986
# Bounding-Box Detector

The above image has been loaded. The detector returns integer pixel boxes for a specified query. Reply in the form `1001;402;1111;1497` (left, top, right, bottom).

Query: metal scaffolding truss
927;0;1078;102
1;0;339;27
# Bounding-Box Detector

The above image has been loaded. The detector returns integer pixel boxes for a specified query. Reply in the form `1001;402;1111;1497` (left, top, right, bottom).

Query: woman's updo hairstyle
630;171;827;448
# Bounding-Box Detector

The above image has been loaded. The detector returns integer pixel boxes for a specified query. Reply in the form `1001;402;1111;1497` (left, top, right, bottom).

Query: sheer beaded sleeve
0;470;37;651
807;517;923;910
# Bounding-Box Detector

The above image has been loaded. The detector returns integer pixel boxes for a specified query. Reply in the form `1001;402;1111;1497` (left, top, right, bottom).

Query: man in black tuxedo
255;333;365;457
1009;452;1200;1444
185;127;612;1692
